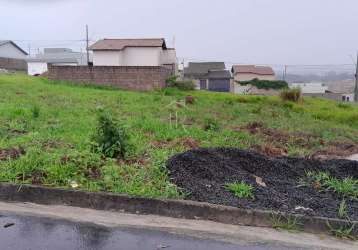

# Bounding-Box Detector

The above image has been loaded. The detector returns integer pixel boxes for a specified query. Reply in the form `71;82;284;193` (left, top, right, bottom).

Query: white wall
27;62;48;75
290;83;328;94
161;49;177;65
0;43;27;59
27;62;78;75
122;47;161;66
93;51;122;66
93;47;164;66
234;83;253;94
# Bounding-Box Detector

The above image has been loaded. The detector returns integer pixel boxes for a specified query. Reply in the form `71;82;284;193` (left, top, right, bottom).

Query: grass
271;214;301;232
338;199;348;219
327;221;357;240
0;74;358;198
305;171;358;199
225;182;254;199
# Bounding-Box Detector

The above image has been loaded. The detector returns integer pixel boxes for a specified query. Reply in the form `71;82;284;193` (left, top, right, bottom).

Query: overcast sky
1;0;358;67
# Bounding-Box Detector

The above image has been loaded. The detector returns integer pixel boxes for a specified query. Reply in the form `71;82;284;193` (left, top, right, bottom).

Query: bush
280;88;302;102
237;78;288;90
91;111;131;159
166;75;195;91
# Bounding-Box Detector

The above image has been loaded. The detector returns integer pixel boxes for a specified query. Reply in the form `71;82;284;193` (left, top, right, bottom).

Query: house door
199;79;207;90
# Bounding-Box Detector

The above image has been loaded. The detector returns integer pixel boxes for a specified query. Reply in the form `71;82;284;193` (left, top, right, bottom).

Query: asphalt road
0;214;301;250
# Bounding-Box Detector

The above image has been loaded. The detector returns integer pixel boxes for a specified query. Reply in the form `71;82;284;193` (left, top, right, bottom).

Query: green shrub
165;75;179;85
225;181;254;199
237;78;288;90
280;88;302;102
166;75;195;91
91;111;132;159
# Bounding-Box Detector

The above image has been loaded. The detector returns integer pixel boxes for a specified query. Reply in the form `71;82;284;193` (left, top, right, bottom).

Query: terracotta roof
232;65;275;76
89;38;166;51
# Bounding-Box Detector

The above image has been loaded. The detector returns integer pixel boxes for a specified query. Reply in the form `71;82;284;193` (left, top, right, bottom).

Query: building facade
89;38;177;73
231;65;276;82
0;40;28;59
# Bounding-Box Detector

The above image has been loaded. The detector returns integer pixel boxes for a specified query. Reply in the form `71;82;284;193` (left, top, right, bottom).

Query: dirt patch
83;166;102;180
237;122;358;159
310;142;358;160
239;122;323;152
16;170;47;185
0;147;25;161
185;95;195;105
252;144;288;157
167;148;358;220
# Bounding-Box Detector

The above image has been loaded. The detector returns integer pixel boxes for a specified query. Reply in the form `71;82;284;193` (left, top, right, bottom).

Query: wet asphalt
0;213;304;250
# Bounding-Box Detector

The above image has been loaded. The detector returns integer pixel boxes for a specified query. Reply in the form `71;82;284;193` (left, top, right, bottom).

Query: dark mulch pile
166;148;358;220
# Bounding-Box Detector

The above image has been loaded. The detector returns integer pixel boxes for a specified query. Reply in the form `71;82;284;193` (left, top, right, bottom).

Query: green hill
1;74;358;198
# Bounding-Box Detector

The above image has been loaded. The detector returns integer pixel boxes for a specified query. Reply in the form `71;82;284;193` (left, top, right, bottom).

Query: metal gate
208;79;230;92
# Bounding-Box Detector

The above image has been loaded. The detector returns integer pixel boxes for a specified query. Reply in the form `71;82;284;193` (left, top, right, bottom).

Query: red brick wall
47;65;172;91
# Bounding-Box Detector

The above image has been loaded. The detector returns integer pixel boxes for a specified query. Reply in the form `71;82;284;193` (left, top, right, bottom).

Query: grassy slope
0;74;358;198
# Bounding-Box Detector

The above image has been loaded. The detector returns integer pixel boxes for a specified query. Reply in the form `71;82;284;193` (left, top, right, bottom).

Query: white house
27;48;88;76
89;38;177;72
0;40;28;59
290;82;328;94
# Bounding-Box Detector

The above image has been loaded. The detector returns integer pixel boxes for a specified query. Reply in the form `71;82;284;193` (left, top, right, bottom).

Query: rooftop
232;65;275;76
89;38;167;51
0;40;28;56
184;62;226;77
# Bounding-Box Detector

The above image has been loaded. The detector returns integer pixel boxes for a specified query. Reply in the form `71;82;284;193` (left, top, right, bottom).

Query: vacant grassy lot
1;74;358;198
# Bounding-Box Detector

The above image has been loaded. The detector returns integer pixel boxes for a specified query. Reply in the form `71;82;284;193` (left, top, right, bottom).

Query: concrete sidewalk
0;202;356;250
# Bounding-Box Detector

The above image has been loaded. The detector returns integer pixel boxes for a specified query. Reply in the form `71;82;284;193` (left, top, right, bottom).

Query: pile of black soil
166;148;358;220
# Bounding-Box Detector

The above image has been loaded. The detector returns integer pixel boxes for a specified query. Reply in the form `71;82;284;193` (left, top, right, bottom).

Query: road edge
0;182;356;236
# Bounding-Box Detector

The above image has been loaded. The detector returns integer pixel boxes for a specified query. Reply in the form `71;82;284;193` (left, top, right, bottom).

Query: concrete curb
0;183;356;236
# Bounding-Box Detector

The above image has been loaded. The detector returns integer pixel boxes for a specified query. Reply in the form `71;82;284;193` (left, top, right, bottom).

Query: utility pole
354;52;358;102
283;65;287;81
86;25;90;65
